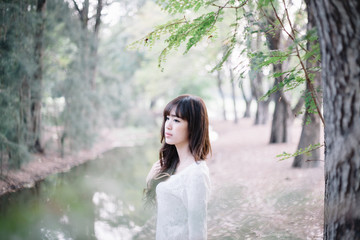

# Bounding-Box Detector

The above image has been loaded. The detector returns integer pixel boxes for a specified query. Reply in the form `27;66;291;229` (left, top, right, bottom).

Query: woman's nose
166;120;172;129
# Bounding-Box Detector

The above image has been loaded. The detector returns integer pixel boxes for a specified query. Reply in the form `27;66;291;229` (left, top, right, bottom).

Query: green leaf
156;0;207;14
276;143;323;161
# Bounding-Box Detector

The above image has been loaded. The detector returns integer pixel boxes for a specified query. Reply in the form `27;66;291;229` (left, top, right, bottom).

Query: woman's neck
175;143;195;164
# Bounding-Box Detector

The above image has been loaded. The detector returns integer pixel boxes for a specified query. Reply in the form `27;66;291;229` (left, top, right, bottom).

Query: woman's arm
186;170;211;240
146;160;161;184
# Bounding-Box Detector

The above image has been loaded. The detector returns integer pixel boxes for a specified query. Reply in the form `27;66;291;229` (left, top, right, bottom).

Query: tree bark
307;0;360;238
30;0;46;153
292;2;321;168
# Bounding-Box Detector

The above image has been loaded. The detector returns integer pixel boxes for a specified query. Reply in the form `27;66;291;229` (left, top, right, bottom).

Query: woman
145;94;212;240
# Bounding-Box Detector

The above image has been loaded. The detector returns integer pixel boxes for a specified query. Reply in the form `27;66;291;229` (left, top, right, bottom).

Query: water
0;142;159;240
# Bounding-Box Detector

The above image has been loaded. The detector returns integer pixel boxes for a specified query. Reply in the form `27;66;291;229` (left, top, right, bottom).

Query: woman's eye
165;116;170;121
174;119;180;123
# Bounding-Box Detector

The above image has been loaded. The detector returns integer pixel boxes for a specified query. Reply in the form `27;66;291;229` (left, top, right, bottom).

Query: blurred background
0;0;324;239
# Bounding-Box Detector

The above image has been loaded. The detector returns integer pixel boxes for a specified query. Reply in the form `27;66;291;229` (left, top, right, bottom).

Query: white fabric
155;161;211;240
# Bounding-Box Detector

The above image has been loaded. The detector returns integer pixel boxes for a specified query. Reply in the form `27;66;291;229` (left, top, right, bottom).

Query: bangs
163;97;189;120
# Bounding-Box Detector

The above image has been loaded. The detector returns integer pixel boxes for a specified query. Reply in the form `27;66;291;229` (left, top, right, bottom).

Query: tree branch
211;0;249;9
269;1;308;53
292;95;305;116
72;0;81;14
282;0;324;125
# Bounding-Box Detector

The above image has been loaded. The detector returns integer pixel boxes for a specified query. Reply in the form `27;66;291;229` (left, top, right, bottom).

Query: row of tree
0;0;142;171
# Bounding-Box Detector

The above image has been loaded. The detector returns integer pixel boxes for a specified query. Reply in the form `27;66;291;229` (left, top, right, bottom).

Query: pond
0;142;159;240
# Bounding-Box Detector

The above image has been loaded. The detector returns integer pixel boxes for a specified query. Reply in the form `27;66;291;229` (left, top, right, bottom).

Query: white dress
155;160;211;240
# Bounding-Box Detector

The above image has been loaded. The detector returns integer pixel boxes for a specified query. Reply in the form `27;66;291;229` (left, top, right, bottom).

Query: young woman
145;94;212;240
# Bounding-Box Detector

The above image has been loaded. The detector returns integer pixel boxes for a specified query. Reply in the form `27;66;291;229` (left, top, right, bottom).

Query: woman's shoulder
194;160;208;168
186;160;211;189
190;160;209;176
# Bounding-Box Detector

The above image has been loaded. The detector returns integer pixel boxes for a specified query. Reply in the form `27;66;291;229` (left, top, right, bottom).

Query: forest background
0;0;359;239
0;0;319;173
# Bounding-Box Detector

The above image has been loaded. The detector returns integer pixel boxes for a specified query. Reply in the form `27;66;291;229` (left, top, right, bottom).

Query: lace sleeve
186;169;211;240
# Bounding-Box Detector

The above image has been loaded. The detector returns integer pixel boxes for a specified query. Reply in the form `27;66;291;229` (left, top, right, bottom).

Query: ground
207;119;324;239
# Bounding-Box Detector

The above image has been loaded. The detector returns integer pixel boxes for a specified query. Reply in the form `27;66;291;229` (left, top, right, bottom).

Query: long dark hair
144;94;211;207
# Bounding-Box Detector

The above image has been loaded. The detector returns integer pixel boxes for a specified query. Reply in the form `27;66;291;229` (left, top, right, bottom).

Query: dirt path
207;119;324;239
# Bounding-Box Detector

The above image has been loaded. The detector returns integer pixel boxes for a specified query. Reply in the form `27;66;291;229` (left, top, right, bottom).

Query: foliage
156;0;208;14
127;1;217;115
130;0;248;70
0;0;147;171
134;0;321;112
0;0;37;168
252;29;321;103
276;143;323;161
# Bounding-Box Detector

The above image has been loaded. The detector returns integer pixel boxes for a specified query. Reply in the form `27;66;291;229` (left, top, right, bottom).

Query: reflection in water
93;192;124;220
40;228;72;240
0;140;158;239
93;191;142;239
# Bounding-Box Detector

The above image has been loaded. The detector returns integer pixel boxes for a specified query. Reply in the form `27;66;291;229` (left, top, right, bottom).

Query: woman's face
164;108;189;148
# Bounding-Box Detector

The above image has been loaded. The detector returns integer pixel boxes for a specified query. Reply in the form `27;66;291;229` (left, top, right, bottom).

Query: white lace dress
154;160;211;240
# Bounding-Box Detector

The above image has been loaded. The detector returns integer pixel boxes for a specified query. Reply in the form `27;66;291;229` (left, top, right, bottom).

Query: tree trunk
216;70;227;121
89;0;102;89
74;0;91;87
245;12;269;125
20;76;32;148
243;101;251;118
229;66;238;124
255;100;270;125
251;64;270;125
292;83;321;168
73;0;102;89
292;2;321;168
269;64;290;143
253;31;269;125
265;14;290;143
307;0;360;238
30;0;46;153
292;96;305;118
239;79;251;118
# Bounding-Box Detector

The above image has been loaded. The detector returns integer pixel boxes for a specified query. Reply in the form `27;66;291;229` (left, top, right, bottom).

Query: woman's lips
165;132;172;137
